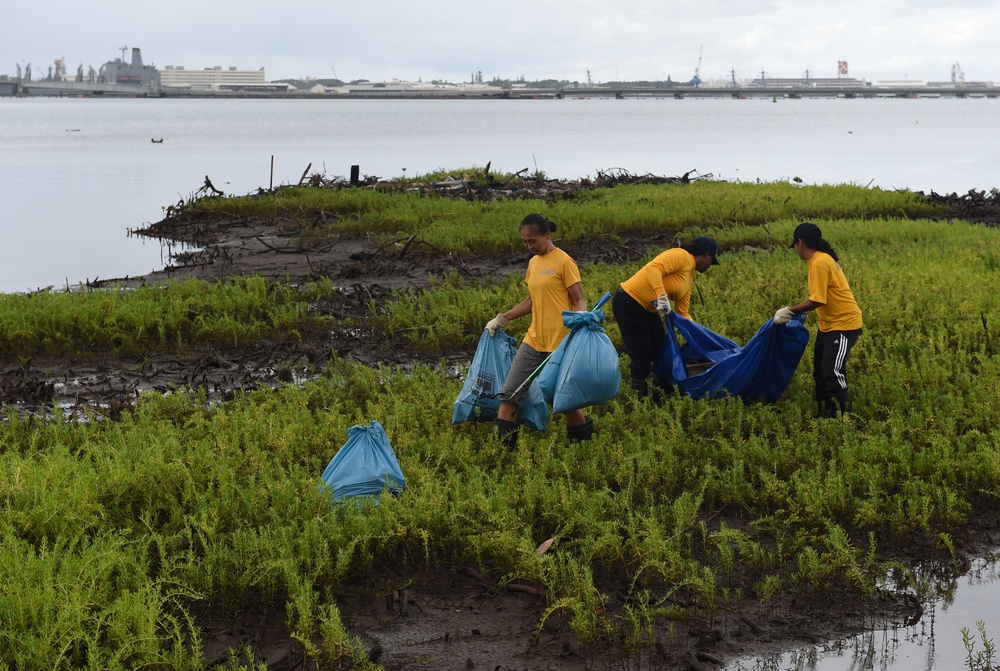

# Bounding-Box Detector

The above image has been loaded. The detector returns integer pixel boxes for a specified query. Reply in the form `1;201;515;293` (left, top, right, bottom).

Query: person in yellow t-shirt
483;213;592;447
773;222;863;418
611;236;719;400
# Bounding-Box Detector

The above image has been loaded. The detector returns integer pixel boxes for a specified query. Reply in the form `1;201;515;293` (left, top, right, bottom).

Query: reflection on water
126;230;202;272
727;552;1000;671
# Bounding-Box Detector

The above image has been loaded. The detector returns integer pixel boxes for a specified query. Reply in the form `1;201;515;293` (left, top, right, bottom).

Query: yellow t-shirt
523;248;582;353
808;251;863;332
620;248;696;318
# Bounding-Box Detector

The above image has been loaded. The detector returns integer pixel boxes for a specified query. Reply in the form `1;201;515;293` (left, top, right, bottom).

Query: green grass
0;276;338;358
168;178;942;254
1;181;998;668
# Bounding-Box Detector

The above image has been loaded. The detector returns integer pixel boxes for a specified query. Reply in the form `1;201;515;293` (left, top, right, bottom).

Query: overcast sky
4;0;997;85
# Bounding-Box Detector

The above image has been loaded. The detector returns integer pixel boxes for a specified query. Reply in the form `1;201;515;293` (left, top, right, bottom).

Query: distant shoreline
3;81;1000;100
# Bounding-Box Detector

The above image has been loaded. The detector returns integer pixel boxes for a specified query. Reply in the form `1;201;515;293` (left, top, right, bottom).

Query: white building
874;80;927;88
326;80;501;97
159;65;267;90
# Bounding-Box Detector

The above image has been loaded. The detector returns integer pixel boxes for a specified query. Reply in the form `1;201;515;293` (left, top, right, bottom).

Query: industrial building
159;65;289;93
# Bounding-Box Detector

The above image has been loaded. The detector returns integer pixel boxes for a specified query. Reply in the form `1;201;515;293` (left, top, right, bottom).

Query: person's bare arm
502;296;533;320
566;282;587;311
790;299;824;314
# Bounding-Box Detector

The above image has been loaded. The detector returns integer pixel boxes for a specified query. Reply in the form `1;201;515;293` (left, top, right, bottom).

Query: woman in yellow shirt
773;222;863;418
612;236;719;400
484;214;593;447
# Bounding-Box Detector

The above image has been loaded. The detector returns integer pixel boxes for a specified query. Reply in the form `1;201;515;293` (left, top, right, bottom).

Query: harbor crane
951;62;965;87
691;45;703;87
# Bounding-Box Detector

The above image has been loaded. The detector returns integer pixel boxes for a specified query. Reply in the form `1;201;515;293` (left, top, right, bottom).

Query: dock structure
557;84;1000;99
0;80;165;97
2;79;998;100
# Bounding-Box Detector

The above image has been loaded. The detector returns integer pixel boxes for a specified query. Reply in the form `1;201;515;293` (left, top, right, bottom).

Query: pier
556;84;1000;100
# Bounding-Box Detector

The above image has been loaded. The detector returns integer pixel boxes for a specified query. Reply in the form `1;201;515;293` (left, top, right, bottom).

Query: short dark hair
520;213;557;234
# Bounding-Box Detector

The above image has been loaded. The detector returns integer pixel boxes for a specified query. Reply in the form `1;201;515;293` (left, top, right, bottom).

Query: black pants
813;328;861;402
612;288;665;381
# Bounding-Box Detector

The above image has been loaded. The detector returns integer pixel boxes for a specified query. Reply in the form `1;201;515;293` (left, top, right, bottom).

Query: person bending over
611;236;719;400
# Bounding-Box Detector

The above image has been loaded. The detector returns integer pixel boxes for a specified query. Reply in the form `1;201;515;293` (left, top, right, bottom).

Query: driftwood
740;615;764;635
459;566;549;599
919;188;1000;227
297;163;312;186
695;650;725;664
286;166;713;205
198;175;224;197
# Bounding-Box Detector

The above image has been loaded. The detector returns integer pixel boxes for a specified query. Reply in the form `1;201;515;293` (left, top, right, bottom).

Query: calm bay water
2;96;1000;668
1;96;999;293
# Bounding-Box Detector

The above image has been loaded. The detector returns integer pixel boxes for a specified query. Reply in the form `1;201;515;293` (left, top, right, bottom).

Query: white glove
485;313;509;336
773;307;795;325
656;294;672;313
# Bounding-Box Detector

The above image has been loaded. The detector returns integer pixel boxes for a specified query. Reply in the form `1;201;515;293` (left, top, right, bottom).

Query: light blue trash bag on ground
537;293;620;414
319;420;406;503
451;329;549;432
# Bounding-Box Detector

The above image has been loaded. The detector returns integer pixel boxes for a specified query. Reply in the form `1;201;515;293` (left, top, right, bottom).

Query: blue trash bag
652;313;809;403
451;329;549;432
537;309;621;414
319;420;406;503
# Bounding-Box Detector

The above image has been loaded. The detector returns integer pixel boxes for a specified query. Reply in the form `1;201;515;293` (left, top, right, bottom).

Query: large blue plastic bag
451;329;548;432
537;309;621;414
319;420;406;503
652;313;809;403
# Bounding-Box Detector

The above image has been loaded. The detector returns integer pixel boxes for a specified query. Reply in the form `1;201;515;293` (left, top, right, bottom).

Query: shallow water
727;554;1000;671
1;96;999;293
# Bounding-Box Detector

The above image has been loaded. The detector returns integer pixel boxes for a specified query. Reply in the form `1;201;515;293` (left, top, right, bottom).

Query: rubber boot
831;391;852;421
650;375;673;404
492;418;520;449
630;378;649;399
816;391;836;418
566;416;595;442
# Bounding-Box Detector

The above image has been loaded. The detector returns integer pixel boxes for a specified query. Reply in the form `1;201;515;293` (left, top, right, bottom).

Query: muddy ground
4;174;1000;669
